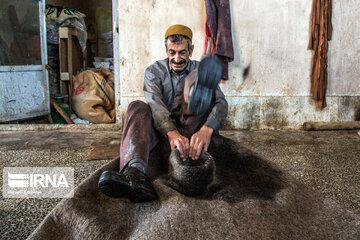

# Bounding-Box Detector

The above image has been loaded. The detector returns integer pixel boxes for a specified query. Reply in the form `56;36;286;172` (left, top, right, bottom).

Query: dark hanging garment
204;0;234;80
308;0;333;109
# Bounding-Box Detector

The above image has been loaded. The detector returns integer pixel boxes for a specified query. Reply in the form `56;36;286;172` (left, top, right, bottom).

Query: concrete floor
0;129;359;239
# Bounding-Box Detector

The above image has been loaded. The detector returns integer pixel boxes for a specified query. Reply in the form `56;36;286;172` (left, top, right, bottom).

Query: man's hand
167;130;189;159
189;125;214;160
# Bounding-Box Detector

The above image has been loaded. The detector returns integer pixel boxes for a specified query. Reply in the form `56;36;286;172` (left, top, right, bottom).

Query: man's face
166;38;193;73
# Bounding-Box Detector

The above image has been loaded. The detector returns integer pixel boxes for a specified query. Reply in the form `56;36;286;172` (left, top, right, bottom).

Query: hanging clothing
308;0;333;109
204;0;234;80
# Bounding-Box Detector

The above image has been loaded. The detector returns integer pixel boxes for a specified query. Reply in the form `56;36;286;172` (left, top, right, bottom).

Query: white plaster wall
118;0;205;100
117;0;360;129
224;0;313;96
328;0;360;96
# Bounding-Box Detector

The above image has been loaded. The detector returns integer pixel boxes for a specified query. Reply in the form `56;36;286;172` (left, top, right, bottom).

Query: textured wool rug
28;135;360;240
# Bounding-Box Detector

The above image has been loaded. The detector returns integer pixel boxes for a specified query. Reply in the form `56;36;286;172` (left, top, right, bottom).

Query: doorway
0;0;119;125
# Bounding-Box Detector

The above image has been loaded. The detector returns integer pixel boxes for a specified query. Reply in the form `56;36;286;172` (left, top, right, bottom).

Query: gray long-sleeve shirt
143;58;228;136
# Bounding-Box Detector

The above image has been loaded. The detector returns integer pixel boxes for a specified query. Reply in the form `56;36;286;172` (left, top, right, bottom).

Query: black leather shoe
188;55;223;115
98;167;157;203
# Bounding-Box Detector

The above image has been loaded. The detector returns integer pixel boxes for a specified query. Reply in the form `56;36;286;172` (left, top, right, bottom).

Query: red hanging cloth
204;0;234;80
308;0;333;109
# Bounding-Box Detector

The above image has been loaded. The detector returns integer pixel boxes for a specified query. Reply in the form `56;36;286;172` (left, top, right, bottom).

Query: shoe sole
98;171;133;199
189;55;222;115
98;171;157;203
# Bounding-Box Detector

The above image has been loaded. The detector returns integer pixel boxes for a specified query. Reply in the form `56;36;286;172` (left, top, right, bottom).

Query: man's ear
165;38;169;53
189;45;194;57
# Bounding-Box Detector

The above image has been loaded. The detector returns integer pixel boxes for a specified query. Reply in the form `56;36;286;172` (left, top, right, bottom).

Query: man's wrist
201;125;214;134
167;129;179;137
158;121;177;136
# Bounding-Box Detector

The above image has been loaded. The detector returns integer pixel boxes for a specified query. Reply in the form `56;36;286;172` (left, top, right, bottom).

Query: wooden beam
50;97;74;124
303;121;360;131
67;34;73;114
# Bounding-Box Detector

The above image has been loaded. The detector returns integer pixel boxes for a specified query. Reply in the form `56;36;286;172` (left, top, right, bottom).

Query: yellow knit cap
165;24;193;41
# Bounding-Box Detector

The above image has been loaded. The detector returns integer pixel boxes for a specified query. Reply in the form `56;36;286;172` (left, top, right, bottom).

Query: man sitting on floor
98;24;228;203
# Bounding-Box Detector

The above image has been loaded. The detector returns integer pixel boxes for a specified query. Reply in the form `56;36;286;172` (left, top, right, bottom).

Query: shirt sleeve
204;85;228;131
143;66;177;136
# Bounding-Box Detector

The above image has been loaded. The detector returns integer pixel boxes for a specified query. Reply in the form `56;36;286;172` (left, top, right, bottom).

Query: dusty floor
0;129;359;239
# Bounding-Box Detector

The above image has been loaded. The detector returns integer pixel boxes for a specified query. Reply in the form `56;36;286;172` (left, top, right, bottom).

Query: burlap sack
72;69;115;123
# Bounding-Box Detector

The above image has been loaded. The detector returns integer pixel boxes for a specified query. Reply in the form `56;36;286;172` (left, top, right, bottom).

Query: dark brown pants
119;72;210;172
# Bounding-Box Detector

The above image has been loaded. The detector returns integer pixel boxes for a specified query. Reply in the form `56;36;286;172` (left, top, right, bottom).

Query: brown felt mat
29;135;360;240
87;137;121;160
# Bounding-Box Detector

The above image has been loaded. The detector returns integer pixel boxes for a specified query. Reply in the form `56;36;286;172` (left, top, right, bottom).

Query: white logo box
3;167;74;198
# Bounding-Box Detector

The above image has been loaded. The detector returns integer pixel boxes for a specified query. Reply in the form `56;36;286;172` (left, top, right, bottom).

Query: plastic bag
45;5;87;52
60;17;87;52
46;19;59;44
98;31;113;57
